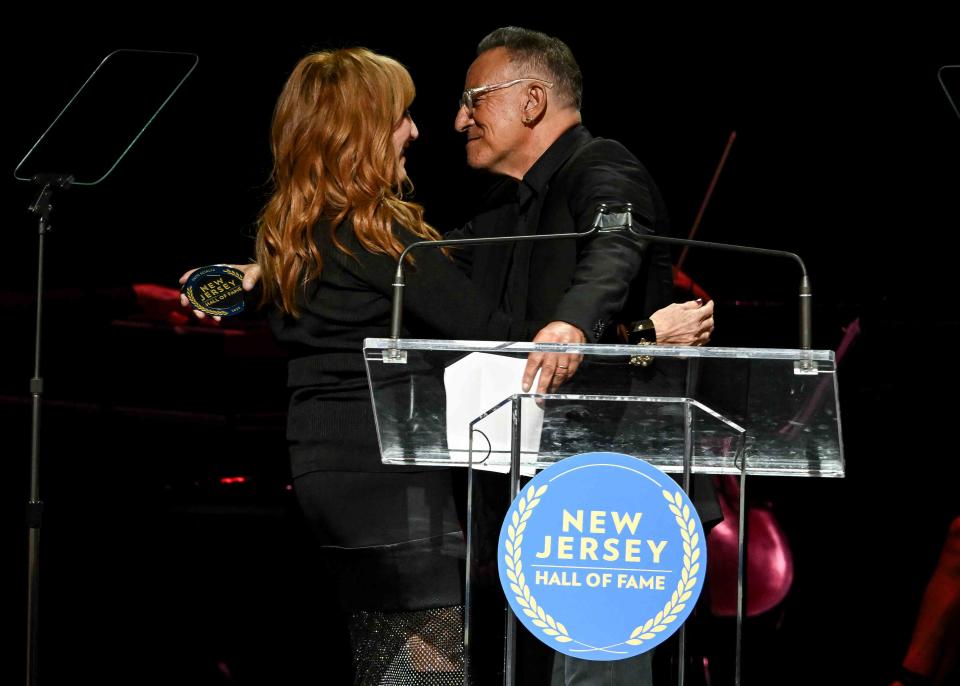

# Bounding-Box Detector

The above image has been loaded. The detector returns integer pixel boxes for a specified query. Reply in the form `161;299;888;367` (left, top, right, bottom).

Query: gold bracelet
628;319;657;367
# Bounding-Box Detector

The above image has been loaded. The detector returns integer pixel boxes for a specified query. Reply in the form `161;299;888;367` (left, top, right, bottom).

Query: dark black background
3;13;958;685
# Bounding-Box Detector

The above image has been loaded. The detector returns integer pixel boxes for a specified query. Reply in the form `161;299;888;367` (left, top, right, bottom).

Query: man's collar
520;124;592;198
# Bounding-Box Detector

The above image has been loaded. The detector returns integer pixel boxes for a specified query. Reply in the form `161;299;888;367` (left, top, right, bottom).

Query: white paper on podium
444;352;543;474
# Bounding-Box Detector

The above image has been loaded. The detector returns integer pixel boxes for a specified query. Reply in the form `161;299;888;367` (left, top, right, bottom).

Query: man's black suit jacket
449;125;674;342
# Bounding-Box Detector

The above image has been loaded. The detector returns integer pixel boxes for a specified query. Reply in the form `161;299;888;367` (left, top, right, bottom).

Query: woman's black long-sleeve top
268;220;542;474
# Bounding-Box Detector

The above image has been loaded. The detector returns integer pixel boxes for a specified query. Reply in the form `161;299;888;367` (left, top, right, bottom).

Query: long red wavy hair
255;48;441;316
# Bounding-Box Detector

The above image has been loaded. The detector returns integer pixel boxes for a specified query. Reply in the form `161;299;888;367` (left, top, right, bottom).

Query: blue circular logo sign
498;452;706;660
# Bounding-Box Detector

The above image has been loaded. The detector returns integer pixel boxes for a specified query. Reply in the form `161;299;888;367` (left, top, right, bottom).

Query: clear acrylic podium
363;338;844;685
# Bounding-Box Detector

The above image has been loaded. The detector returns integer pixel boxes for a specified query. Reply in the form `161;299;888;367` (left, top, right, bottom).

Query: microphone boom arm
615;203;812;351
387;202;812;356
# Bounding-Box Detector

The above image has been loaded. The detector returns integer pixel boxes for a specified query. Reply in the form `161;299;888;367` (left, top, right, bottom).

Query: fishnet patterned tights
348;605;465;686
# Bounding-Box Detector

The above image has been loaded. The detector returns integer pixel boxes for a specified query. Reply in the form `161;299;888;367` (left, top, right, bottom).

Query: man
450;27;712;686
448;27;708;401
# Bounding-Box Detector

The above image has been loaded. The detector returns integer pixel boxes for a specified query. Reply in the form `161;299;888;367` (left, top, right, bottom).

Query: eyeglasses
459;78;554;115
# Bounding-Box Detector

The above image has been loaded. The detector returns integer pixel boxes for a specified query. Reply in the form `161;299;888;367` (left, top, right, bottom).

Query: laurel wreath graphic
503;484;572;643
624;490;701;647
185;289;226;316
184;270;243;316
502;483;701;652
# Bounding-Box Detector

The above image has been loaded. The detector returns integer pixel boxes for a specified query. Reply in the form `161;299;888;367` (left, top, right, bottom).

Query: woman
181;46;713;685
253;47;540;686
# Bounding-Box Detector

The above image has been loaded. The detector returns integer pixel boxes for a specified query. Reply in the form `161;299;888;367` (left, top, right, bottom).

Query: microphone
597;202;813;352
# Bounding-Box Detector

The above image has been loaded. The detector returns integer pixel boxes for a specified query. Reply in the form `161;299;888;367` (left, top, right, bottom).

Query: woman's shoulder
318;217;427;252
313;218;423;285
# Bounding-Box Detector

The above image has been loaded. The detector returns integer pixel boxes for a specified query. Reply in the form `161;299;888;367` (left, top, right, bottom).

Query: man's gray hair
477;26;583;110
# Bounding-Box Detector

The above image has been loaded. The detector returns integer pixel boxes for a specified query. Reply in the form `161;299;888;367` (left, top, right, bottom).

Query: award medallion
181;265;246;317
